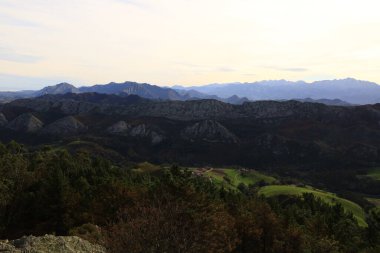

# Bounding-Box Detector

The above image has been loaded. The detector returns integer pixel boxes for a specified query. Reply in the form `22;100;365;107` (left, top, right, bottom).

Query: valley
0;83;379;252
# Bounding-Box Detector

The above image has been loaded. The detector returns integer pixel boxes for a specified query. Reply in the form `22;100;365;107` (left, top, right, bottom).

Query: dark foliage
0;142;378;252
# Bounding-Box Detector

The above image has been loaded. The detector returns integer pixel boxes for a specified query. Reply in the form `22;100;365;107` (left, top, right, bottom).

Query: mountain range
2;78;380;105
1;91;380;169
0;82;249;105
174;78;380;104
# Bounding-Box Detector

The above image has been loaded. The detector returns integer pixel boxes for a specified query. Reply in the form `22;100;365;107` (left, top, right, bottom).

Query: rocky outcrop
122;99;239;120
129;124;165;144
107;120;131;134
0;113;8;127
181;120;239;143
41;116;87;136
107;122;165;144
7;93;380;124
7;113;43;132
0;235;105;253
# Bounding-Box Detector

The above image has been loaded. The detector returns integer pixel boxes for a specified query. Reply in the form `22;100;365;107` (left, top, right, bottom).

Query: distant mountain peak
179;79;380;104
57;82;72;86
2;78;380;105
35;82;79;96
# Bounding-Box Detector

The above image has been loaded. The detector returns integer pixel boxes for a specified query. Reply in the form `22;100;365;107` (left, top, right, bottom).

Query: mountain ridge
5;92;379;122
0;81;249;105
2;93;380;168
3;77;380;105
173;78;380;104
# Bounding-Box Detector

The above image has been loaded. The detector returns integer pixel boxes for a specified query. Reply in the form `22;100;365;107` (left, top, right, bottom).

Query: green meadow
259;185;367;227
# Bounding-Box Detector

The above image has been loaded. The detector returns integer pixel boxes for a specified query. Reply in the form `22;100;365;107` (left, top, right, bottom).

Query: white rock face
181;120;239;143
0;235;105;253
107;122;165;144
129;124;149;137
107;120;131;134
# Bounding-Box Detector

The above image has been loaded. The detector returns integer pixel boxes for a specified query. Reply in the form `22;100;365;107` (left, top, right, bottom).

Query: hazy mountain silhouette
1;78;380;105
0;81;248;104
175;78;380;104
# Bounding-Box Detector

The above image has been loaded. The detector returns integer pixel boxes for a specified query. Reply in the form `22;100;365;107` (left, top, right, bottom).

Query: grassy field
366;168;380;181
127;165;368;226
200;168;276;190
133;162;162;173
259;185;367;227
366;197;380;207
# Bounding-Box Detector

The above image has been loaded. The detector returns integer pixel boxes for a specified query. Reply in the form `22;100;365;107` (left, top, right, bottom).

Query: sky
0;0;380;90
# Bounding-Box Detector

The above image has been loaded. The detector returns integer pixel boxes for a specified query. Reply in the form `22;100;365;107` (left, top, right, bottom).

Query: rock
107;120;131;134
108;122;165;144
8;93;380;125
129;124;149;137
181;120;239;143
0;235;105;253
7;113;43;133
129;124;165;144
151;131;165;144
41;116;87;136
0;113;8;127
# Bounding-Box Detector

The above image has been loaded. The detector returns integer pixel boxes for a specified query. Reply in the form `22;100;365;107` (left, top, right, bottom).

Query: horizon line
0;77;378;92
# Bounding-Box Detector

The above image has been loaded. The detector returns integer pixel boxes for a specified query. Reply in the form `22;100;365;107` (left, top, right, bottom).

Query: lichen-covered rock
41;116;87;136
7;113;43;133
0;235;105;253
181;120;239;143
0;112;8;127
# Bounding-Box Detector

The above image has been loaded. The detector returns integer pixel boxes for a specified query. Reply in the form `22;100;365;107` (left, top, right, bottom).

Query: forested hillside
0;142;379;253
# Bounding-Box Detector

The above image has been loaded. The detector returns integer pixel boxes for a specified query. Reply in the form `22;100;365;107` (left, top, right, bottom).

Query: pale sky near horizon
0;0;380;90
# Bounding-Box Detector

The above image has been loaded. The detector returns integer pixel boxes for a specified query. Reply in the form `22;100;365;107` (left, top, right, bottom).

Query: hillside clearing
259;185;367;227
194;168;276;189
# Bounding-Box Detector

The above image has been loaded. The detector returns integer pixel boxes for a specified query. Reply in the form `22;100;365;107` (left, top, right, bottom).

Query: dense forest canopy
0;141;379;252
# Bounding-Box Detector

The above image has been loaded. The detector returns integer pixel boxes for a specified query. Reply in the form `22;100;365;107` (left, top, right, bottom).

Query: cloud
1;0;380;87
0;12;41;27
0;47;42;63
217;67;235;72
262;66;309;72
115;0;149;9
175;62;236;72
117;0;138;4
174;62;204;69
280;67;309;72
